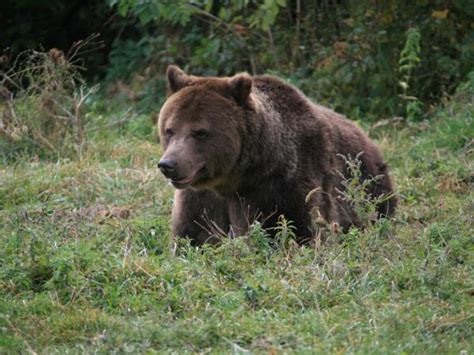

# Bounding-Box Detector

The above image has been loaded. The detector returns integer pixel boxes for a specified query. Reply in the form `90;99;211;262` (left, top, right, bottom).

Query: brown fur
158;65;397;245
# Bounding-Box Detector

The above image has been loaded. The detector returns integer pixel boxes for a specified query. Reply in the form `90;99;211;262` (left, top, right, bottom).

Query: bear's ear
228;73;252;106
167;65;190;94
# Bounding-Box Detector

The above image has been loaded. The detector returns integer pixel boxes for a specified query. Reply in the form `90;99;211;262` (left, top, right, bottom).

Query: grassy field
0;85;473;353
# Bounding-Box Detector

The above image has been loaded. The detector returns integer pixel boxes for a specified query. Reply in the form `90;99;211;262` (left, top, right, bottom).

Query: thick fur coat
157;66;396;244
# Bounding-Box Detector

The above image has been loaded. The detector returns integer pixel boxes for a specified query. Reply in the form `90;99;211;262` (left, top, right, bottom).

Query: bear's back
252;75;314;117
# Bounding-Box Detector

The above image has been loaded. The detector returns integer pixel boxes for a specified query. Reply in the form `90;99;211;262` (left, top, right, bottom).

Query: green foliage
105;0;474;120
107;0;194;25
2;1;472;120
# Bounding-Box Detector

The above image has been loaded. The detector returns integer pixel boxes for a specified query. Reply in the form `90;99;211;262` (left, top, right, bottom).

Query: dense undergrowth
0;74;472;352
103;0;474;121
3;1;474;121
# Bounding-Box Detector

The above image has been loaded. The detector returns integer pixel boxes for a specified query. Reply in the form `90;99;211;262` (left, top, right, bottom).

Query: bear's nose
158;159;177;178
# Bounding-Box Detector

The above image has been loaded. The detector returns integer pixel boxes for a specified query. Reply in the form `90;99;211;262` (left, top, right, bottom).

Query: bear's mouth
171;175;195;188
170;165;207;188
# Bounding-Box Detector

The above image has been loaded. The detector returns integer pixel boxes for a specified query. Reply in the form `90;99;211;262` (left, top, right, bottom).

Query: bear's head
157;65;253;190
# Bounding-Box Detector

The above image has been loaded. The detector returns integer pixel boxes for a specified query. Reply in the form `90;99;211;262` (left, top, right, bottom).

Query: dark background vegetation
1;0;473;120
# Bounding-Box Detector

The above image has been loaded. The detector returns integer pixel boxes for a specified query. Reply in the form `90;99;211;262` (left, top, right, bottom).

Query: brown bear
157;65;396;245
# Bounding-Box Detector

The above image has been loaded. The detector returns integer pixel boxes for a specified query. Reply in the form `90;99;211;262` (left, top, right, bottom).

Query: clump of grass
0;38;99;159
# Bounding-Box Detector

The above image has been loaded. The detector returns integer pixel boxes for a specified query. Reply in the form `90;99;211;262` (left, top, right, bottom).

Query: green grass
0;91;473;353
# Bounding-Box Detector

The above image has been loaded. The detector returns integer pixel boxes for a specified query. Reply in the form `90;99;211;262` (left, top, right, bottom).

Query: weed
337;152;394;225
399;28;424;121
0;40;98;159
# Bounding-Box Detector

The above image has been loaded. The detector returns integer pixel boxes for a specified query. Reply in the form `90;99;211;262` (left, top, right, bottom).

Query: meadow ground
0;88;472;353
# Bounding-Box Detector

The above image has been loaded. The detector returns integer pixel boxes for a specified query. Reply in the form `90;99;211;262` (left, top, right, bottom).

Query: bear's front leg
171;189;230;245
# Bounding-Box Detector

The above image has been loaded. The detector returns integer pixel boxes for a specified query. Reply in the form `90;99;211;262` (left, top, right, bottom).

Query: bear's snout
158;158;177;179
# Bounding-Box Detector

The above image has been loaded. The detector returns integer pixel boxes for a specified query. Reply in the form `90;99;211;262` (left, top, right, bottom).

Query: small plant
247;221;272;256
0;40;99;158
273;215;298;253
336;152;392;226
399;27;424;120
305;153;393;245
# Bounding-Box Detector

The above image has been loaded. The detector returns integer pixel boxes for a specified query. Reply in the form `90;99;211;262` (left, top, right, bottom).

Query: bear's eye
164;128;174;137
192;130;208;140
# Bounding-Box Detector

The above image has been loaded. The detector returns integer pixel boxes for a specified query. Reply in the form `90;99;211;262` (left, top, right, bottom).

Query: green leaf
205;0;213;13
118;2;130;17
218;7;231;21
138;9;153;25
